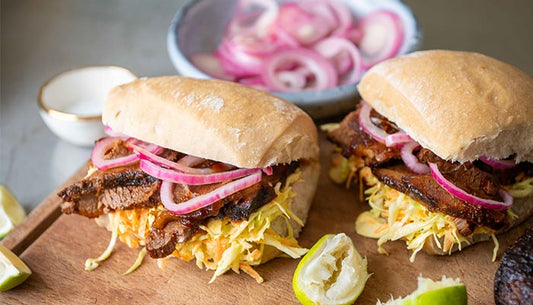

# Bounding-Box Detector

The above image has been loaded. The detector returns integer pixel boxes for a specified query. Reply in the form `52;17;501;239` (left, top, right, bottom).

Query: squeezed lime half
293;233;370;305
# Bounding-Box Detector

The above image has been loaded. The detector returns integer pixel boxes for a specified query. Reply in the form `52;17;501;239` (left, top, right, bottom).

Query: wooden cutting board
1;133;531;305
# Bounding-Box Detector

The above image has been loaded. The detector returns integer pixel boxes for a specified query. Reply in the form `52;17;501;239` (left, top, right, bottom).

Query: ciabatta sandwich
58;76;319;282
326;50;533;261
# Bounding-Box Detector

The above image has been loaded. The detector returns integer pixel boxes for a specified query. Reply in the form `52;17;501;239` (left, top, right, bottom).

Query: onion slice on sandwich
91;137;140;170
160;170;263;214
104;125;128;139
401;142;429;174
140;159;260;185
358;101;388;143
428;162;513;210
91;137;162;171
479;156;517;169
129;142;214;174
385;132;412;147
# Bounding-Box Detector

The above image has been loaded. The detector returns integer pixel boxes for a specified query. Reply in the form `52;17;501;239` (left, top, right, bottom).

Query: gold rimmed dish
38;66;137;146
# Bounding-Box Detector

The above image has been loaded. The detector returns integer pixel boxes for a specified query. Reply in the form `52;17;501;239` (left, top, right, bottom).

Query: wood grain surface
1;132;531;305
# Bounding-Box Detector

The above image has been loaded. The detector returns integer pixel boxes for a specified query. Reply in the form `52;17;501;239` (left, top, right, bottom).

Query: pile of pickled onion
191;0;404;92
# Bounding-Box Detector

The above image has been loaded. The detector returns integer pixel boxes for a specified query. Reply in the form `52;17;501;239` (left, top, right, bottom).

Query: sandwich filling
327;103;533;260
58;136;308;282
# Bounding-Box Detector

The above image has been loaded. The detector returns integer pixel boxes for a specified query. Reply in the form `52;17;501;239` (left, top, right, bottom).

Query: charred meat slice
417;149;501;199
220;183;276;221
372;165;508;231
494;226;533;305
328;109;401;167
145;210;199;258
58;165;160;218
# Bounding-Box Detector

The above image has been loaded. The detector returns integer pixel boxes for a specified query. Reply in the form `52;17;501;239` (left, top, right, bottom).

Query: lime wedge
0;243;32;291
377;276;467;305
293;233;370;305
0;185;26;238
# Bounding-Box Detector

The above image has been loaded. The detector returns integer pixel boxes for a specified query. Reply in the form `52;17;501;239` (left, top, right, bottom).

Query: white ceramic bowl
38;66;137;146
167;0;421;119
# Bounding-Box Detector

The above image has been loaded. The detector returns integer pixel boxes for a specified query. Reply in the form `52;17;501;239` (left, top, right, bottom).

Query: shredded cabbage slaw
86;170;308;282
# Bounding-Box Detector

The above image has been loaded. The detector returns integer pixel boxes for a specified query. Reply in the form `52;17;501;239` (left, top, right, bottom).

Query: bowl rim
166;0;422;106
37;65;137;122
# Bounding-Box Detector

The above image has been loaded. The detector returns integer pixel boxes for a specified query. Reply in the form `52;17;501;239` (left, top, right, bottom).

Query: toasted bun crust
423;193;533;255
103;76;319;168
358;50;533;163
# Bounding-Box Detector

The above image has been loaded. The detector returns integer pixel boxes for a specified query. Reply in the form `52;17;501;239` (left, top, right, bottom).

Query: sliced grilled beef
220;183;276;221
328;109;401;167
372;165;508;231
417;149;501;199
146;210;199;258
58;165;160;218
494;226;533;305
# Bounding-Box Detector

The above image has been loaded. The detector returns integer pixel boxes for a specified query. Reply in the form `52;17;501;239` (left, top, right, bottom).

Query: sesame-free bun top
102;76;319;168
358;50;533;162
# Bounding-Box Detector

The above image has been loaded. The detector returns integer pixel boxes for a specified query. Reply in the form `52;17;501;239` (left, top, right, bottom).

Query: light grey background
2;0;533;212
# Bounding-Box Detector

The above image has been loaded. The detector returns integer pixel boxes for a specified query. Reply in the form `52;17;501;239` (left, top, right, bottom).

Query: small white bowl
38;66;137;146
167;0;421;118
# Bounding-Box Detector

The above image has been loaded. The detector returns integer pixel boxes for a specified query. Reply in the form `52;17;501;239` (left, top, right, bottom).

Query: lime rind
0;244;32;291
293;233;369;305
0;185;26;238
0;211;15;238
377;276;467;305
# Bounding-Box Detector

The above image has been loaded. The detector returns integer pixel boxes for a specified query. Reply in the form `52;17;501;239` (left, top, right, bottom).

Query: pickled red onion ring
160;171;262;215
479;156;517;169
385;132;412;147
356;10;404;69
177;155;206;167
229;0;279;38
262;48;337;92
276;2;331;45
191;0;405;92
104;125;129;139
140;159;260;185
128;143;214;174
313;37;362;85
91;137;139;170
401;142;429;174
325;0;354;37
358;101;388;143
428;162;513;210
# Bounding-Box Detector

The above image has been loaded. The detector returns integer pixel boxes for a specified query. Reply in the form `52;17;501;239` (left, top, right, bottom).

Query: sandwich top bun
103;76;319;168
357;50;533;163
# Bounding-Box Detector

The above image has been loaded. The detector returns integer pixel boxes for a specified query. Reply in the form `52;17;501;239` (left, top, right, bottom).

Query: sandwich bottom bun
423;194;533;256
261;160;320;264
95;160;319;282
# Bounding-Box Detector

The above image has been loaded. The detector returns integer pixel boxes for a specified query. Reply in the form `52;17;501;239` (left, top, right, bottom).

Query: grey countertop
2;0;533;212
